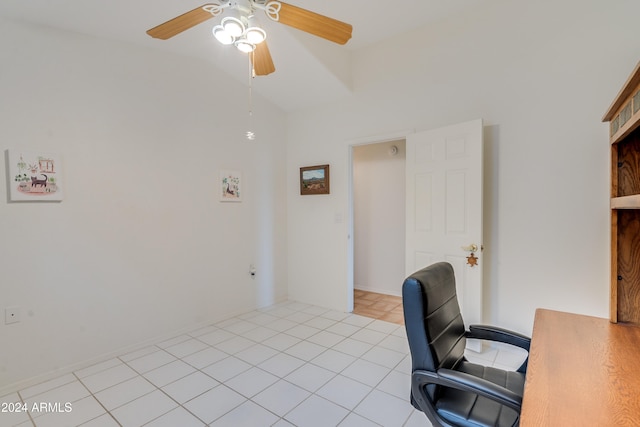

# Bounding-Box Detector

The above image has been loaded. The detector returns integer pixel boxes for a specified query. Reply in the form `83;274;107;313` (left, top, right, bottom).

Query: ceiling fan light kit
147;0;352;76
213;8;265;52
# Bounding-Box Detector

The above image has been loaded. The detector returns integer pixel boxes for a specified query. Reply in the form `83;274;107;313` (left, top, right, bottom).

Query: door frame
346;130;414;313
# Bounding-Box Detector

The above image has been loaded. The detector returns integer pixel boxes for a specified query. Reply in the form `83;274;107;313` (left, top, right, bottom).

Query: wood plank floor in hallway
353;289;404;325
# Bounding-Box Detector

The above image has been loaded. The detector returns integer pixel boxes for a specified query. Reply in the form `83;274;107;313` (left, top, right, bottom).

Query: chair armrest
466;324;530;373
412;369;522;412
466;324;531;351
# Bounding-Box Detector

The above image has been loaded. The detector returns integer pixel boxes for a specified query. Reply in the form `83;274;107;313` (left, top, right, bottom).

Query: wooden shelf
603;61;640;122
611;195;640;209
604;61;640;145
611;109;640;145
605;61;640;325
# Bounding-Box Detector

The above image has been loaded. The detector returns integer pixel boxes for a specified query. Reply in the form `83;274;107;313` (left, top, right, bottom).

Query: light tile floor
0;301;526;427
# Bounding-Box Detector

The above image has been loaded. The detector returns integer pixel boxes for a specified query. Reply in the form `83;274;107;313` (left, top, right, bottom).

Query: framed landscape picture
300;164;330;195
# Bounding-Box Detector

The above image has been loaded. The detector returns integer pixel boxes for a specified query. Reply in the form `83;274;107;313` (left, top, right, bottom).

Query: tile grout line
72;371;123;427
15;389;36;427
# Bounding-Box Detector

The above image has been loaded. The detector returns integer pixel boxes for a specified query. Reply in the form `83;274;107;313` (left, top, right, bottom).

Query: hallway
353;290;404;325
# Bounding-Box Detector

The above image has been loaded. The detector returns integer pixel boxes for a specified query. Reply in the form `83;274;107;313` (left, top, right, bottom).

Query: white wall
353;140;406;296
287;0;640;334
0;20;288;393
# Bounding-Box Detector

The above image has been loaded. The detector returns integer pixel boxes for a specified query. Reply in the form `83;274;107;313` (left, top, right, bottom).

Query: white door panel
406;119;483;329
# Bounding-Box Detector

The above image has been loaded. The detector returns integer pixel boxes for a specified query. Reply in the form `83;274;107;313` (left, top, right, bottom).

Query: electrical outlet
5;307;20;325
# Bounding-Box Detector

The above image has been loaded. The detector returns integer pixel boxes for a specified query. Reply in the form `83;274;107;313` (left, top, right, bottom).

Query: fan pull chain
246;53;256;141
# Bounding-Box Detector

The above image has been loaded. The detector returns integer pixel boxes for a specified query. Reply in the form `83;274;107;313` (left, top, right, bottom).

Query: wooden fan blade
275;2;352;45
252;41;276;76
147;4;216;40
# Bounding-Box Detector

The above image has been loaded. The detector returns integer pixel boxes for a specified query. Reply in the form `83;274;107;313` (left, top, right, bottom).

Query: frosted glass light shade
221;16;244;38
212;25;234;44
245;15;266;44
235;39;255;53
245;27;266;44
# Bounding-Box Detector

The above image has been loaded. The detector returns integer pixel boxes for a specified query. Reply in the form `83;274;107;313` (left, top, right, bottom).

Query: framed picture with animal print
219;170;242;202
6;150;63;202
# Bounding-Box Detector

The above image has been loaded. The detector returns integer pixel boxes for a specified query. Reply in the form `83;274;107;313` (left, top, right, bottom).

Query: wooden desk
521;309;640;426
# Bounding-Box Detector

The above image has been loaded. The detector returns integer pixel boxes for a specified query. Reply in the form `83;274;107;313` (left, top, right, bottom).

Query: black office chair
402;262;530;427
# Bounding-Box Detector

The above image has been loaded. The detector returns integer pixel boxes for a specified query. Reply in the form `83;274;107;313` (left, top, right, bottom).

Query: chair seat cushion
435;361;525;427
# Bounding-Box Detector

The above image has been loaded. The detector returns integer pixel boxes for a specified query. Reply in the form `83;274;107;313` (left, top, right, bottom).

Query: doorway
347;120;484;329
350;139;407;323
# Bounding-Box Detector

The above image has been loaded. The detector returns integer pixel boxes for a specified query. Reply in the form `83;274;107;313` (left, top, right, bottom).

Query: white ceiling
0;0;486;112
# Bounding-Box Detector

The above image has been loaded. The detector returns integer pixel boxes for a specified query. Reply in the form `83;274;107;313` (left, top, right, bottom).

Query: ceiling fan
146;0;353;76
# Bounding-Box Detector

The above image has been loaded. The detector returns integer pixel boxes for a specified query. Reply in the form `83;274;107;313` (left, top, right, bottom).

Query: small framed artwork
220;170;242;202
6;150;63;202
300;164;330;195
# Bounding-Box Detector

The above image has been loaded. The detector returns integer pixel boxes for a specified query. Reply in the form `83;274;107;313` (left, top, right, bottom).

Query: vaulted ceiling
0;0;487;112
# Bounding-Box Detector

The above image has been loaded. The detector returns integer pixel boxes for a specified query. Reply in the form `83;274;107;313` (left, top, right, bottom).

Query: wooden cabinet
603;61;640;324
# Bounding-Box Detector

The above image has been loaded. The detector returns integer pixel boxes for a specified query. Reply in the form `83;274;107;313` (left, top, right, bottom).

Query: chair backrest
402;262;467;398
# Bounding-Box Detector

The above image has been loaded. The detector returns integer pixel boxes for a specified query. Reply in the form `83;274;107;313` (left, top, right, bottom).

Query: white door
406;119;483;329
